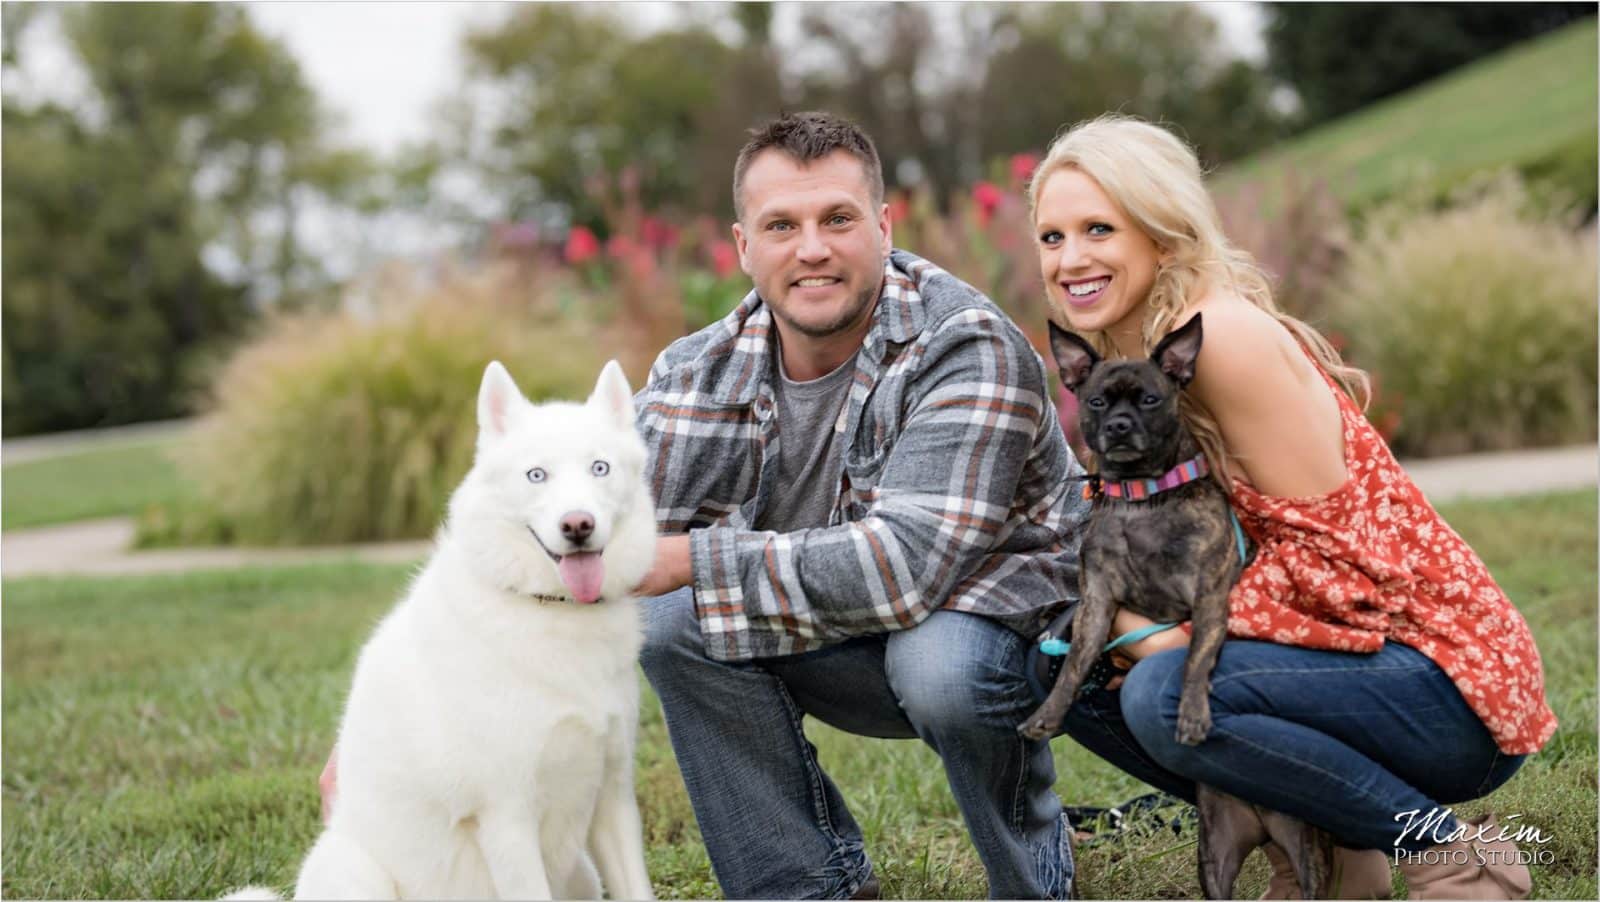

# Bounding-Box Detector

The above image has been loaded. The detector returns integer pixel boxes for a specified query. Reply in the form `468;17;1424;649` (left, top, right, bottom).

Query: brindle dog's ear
1152;313;1203;387
1049;322;1100;391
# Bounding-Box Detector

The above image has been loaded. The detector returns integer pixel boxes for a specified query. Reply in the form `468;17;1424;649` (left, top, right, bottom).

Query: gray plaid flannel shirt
635;249;1090;662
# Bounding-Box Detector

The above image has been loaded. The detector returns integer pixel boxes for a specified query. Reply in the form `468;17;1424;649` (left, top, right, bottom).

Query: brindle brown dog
1019;313;1335;899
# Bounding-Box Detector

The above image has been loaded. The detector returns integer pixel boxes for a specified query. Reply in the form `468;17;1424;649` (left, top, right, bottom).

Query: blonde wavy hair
1028;114;1370;485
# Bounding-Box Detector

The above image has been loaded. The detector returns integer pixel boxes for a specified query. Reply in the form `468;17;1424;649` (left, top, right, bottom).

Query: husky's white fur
236;360;657;900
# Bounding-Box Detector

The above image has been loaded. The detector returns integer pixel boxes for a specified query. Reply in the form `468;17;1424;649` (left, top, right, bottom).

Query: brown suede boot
1258;842;1394;899
1397;814;1533;900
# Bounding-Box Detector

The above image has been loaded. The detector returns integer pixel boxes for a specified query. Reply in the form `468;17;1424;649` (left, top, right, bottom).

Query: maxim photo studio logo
1393;808;1555;866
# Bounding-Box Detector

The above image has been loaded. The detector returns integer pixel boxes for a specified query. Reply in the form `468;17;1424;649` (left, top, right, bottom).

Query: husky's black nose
560;511;595;543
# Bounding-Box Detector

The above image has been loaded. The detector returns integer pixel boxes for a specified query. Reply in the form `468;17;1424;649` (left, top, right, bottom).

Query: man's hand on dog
1104;609;1192;690
634;534;693;598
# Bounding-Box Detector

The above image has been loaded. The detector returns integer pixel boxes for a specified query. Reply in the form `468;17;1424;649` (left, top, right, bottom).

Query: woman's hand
1110;608;1191;660
319;746;338;824
1103;608;1191;689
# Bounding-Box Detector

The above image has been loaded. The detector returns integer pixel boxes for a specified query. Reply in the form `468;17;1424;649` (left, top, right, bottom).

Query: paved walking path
1;443;1594;579
1;419;192;465
1;519;433;577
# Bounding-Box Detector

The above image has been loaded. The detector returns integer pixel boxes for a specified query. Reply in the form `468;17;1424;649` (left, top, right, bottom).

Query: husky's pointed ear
1152;313;1203;387
589;359;635;426
1048;321;1100;392
478;360;524;440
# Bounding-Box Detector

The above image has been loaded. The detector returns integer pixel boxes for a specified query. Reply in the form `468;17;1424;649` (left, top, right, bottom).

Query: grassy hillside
1218;18;1598;209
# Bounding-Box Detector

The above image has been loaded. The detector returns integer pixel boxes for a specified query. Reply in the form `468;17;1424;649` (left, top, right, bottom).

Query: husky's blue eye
591;460;610;477
526;467;547;484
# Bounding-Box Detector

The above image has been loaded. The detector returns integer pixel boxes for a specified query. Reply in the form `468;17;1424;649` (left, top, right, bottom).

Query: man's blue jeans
641;588;1072;899
1059;639;1527;853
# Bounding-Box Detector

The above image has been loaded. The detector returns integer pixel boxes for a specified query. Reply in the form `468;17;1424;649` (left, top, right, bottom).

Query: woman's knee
1118;648;1192;765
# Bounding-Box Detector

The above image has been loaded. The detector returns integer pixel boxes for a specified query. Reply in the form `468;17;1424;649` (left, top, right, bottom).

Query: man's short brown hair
732;111;885;221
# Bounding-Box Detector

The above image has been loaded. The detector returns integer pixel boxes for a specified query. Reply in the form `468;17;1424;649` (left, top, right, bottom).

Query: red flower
628;250;658;282
887;192;910;225
606;234;637;260
1010;153;1040;189
563;226;600;265
972;181;1003;226
641;216;680;252
709;240;738;278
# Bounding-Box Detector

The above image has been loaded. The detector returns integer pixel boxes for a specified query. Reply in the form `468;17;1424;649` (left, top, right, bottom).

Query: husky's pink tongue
557;552;606;604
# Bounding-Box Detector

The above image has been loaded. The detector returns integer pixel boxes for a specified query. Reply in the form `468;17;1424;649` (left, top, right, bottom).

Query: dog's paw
1174;702;1212;746
1017;715;1058;741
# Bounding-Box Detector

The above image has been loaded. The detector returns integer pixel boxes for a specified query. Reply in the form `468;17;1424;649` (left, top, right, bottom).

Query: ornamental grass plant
1327;175;1597;457
138;264;602;546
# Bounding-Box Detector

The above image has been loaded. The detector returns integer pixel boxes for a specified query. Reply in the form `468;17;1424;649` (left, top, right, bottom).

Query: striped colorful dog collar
1083;454;1210;501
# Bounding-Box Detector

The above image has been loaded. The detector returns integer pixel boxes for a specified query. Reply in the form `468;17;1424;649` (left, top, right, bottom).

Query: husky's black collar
526;591;593;605
507;584;607;606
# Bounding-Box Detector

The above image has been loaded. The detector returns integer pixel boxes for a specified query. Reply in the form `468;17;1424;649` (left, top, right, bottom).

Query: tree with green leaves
2;3;372;434
968;3;1288;172
445;2;1287;223
445;4;779;229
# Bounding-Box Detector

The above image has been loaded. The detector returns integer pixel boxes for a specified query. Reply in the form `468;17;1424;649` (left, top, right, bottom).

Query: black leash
1064;791;1193;845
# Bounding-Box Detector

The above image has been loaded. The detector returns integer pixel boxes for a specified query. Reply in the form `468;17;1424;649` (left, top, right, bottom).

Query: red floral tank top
1223;367;1557;756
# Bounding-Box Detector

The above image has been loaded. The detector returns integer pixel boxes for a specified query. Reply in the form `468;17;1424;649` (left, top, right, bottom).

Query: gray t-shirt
755;350;858;533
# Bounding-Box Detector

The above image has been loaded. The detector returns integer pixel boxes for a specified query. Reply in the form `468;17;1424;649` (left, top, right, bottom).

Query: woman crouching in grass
1031;114;1555;900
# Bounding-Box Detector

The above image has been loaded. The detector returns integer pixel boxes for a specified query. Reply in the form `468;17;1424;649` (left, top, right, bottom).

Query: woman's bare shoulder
1182;292;1348;495
1182;293;1300;394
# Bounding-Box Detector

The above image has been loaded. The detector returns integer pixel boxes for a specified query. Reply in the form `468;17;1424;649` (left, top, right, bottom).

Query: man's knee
884;612;1032;734
638;587;703;677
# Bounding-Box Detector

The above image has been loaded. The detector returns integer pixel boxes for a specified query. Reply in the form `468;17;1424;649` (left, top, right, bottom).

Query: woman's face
1034;167;1166;352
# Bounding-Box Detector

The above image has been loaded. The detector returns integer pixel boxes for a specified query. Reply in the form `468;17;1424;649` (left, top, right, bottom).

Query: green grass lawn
2;439;191;531
3;492;1594;899
1217;18;1598;210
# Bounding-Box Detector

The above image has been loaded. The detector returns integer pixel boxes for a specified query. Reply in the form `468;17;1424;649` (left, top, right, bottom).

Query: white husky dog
236;360;657;900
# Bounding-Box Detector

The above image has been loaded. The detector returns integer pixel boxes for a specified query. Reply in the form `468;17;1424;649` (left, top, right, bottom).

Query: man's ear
1151;313;1203;387
1048;322;1100;392
878;201;893;259
731;222;752;276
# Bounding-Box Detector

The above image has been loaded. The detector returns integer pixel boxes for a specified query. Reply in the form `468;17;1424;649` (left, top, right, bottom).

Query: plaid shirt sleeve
688;306;1054;661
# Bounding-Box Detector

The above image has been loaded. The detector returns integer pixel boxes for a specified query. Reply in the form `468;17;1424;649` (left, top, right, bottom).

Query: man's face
732;149;891;341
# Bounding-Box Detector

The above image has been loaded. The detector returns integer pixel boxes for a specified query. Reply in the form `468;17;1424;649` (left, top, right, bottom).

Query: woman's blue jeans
1058;638;1527;853
641;588;1073;900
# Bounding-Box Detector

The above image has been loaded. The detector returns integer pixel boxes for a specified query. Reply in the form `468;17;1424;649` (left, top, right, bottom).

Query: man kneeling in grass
625;111;1091;899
